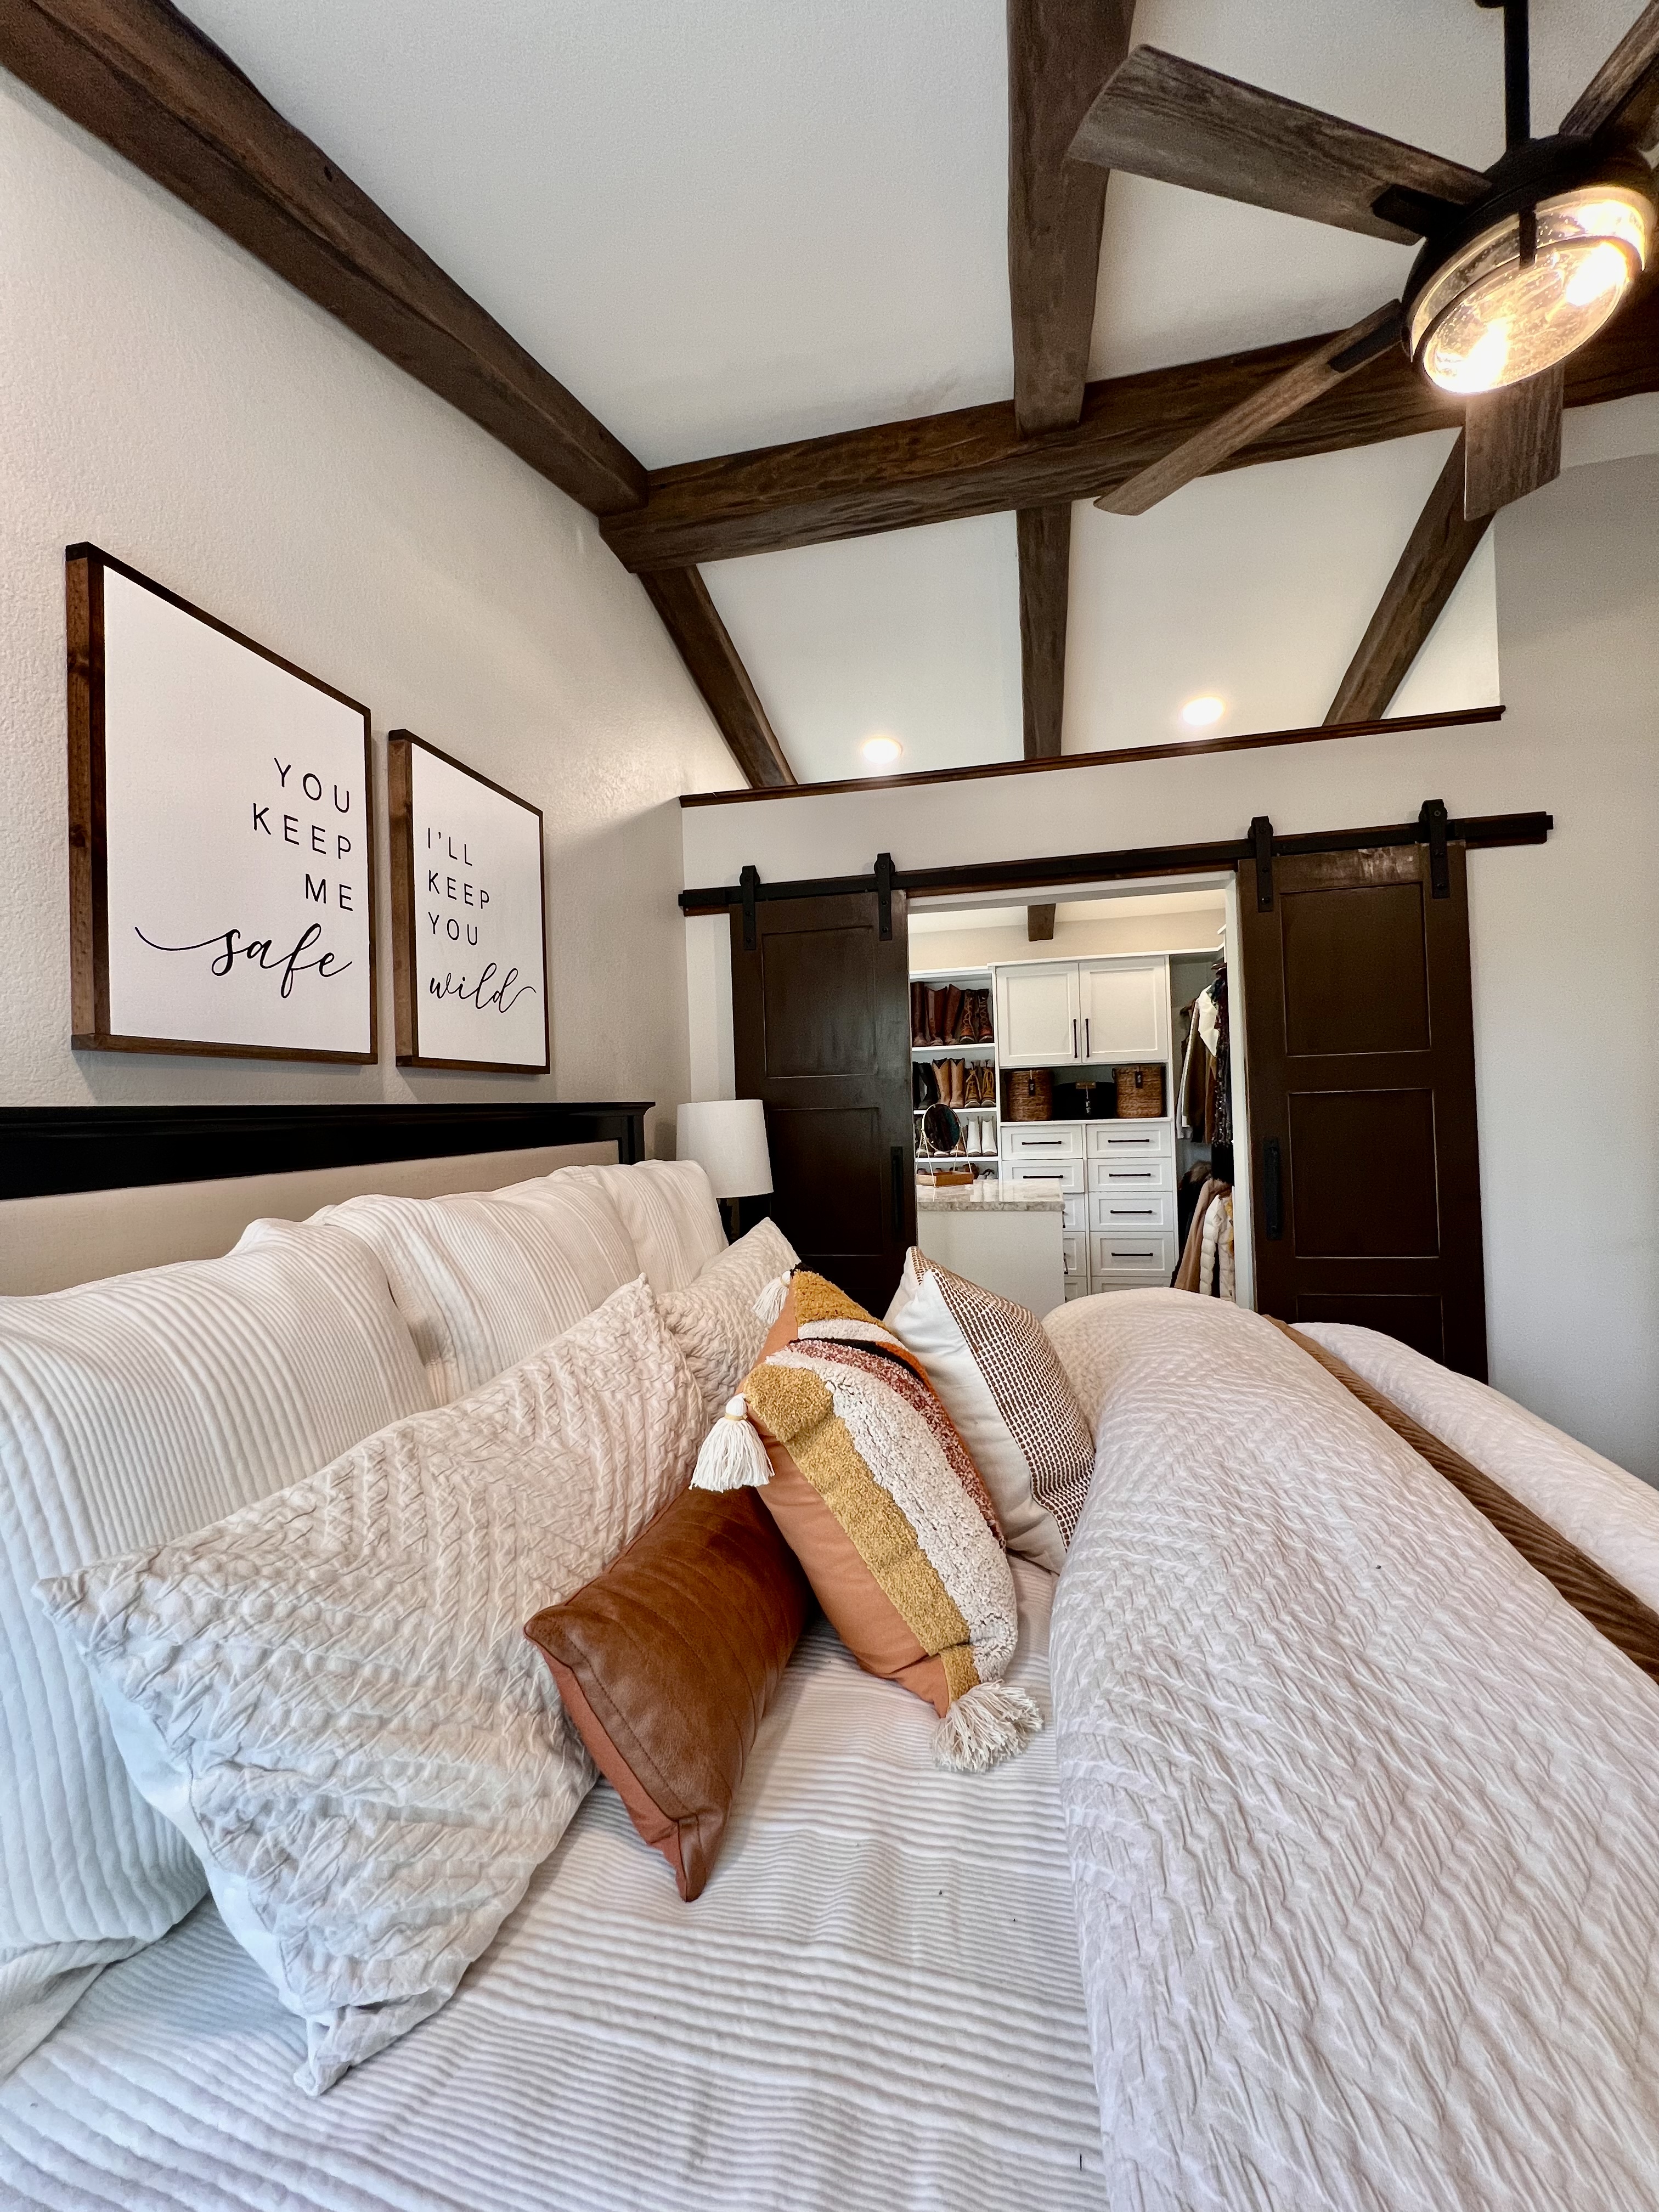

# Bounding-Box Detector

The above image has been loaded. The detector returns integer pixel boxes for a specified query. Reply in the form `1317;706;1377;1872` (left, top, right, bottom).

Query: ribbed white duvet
0;1562;1098;2212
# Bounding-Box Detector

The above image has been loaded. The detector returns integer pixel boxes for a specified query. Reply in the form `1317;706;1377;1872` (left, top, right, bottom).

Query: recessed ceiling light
862;735;902;767
1181;696;1224;729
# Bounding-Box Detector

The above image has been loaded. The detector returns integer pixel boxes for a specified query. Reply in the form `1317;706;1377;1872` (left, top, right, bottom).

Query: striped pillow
0;1222;432;2079
884;1249;1093;1571
308;1176;642;1403
693;1270;1041;1773
568;1161;726;1293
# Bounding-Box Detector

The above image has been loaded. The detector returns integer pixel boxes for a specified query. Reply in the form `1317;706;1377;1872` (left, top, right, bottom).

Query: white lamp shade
676;1098;774;1201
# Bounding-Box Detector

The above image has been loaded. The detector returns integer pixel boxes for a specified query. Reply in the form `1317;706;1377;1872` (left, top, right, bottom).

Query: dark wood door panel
1281;881;1430;1056
730;889;913;1316
1293;1290;1446;1361
1242;839;1486;1378
760;925;877;1077
1288;1088;1438;1256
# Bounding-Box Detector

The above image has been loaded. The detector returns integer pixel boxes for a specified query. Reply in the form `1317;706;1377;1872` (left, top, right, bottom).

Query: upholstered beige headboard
0;1140;620;1296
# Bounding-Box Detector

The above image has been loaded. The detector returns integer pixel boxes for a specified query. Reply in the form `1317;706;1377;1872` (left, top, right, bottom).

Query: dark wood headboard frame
0;1102;652;1202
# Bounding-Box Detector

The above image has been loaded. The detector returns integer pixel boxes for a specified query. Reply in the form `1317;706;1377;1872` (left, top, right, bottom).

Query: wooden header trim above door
678;704;1504;809
679;804;1552;917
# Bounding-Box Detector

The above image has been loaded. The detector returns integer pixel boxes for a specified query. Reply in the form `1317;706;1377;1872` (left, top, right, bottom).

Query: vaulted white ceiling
182;1;1652;783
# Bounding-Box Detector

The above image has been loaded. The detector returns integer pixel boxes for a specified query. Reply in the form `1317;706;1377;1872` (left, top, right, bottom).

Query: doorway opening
907;876;1251;1315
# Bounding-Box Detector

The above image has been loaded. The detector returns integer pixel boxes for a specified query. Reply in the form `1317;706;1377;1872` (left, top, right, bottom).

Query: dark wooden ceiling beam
2;0;646;515
1324;435;1491;726
639;569;795;789
1006;3;1131;941
602;284;1659;572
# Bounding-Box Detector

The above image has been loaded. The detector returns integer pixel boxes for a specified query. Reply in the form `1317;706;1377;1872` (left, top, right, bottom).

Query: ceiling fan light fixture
1406;174;1653;396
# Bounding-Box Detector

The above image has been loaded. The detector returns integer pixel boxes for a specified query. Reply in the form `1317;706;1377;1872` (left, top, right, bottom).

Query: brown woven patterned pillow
884;1249;1094;1573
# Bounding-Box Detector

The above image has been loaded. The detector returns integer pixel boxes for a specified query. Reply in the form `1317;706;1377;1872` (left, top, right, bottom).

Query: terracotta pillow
524;1485;810;1901
693;1270;1042;1772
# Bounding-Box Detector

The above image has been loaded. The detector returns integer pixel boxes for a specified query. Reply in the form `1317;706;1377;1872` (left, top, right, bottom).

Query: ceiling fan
1071;0;1659;521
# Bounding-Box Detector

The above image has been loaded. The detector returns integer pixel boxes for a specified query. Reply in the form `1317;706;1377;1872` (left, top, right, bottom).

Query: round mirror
920;1101;961;1156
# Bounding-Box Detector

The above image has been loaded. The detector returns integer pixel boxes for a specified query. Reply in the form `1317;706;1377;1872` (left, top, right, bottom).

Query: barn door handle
1264;1138;1284;1240
891;1146;904;1236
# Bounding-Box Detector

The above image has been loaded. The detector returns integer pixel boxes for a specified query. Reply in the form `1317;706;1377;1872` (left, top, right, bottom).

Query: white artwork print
101;570;372;1056
411;743;547;1068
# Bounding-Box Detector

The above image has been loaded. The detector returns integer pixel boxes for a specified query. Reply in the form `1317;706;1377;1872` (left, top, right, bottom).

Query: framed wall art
387;730;551;1073
66;544;376;1063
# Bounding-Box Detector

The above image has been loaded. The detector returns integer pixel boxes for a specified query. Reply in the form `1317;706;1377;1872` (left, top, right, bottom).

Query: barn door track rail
681;804;1553;922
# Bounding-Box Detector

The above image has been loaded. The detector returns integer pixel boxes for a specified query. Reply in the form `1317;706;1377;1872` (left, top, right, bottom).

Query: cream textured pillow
0;1223;432;2079
567;1161;726;1292
883;1250;1093;1573
303;1174;641;1402
36;1277;703;2096
658;1216;798;1425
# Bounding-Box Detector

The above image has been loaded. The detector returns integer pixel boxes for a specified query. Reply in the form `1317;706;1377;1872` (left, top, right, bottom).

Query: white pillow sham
303;1173;641;1402
0;1222;432;2078
565;1160;726;1293
36;1276;703;2096
658;1216;798;1425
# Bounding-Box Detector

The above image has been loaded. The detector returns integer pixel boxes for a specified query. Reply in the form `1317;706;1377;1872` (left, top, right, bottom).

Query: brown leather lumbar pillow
524;1485;811;1901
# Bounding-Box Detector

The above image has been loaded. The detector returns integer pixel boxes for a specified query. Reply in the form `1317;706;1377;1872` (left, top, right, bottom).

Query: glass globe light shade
1408;184;1652;395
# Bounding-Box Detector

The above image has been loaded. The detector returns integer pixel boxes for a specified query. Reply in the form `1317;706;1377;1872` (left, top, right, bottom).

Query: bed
5;1127;1659;2212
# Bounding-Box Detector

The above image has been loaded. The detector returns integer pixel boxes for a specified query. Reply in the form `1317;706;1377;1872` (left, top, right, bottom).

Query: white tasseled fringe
691;1397;773;1491
933;1682;1043;1773
751;1274;791;1329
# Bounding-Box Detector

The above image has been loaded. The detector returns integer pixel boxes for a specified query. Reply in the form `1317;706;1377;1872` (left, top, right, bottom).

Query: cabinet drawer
1062;1274;1095;1301
1001;1123;1084;1160
1004;1159;1084;1197
1085;1119;1172;1159
1091;1229;1177;1277
1088;1189;1174;1234
1062;1193;1088;1234
1062;1233;1087;1285
1087;1154;1174;1195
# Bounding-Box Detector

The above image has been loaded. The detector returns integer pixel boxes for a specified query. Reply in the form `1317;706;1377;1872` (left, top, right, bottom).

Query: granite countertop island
916;1176;1063;1214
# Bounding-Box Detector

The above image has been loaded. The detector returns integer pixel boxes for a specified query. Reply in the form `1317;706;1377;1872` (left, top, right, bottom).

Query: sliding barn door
1239;839;1487;1377
730;888;915;1313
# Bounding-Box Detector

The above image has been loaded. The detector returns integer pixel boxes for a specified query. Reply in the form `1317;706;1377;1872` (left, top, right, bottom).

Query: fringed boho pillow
883;1249;1094;1573
692;1269;1041;1773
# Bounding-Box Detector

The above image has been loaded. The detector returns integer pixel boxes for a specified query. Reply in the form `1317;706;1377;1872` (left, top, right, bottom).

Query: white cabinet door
995;962;1080;1065
1079;957;1168;1062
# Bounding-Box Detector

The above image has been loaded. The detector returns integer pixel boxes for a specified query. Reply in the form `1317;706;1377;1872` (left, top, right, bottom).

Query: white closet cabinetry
996;956;1166;1068
994;962;1080;1065
1078;958;1167;1062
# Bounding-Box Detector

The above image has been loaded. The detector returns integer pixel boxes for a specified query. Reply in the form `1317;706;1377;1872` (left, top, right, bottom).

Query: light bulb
861;735;902;767
1181;696;1224;729
1409;180;1651;395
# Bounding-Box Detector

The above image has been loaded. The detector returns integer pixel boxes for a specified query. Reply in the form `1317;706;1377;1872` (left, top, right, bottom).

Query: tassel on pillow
751;1274;791;1330
692;1397;774;1492
932;1681;1043;1773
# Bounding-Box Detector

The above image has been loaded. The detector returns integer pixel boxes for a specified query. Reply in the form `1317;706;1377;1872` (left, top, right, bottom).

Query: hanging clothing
1173;1178;1222;1293
1199;1193;1236;1301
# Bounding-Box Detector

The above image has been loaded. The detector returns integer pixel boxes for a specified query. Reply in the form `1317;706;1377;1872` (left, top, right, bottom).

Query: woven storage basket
1115;1063;1164;1118
1003;1068;1054;1122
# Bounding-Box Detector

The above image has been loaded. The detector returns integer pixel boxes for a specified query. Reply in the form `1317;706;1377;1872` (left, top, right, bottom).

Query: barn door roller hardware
682;805;1550;917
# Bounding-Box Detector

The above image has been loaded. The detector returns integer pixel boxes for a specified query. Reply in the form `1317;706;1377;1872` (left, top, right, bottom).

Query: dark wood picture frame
66;542;377;1064
387;729;551;1074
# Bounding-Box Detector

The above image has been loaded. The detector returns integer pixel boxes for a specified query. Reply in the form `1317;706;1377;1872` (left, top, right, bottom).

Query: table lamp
676;1098;774;1240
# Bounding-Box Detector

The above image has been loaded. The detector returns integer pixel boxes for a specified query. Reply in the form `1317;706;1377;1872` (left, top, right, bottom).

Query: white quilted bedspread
1045;1290;1659;2212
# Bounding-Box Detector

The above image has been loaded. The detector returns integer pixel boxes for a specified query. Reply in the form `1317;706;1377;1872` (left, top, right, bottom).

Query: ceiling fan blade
1561;2;1659;150
1094;301;1403;517
1463;366;1564;520
1068;47;1489;243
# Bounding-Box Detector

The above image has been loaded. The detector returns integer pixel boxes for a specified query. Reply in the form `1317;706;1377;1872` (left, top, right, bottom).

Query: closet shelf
911;1042;996;1057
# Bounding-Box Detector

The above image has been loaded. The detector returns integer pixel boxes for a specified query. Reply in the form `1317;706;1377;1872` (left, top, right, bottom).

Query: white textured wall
0;77;732;1145
685;459;1659;1475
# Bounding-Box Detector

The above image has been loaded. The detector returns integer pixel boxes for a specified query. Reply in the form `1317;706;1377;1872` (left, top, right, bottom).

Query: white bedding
0;1561;1098;2212
1046;1290;1659;2211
